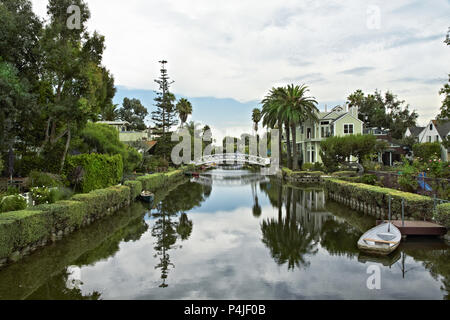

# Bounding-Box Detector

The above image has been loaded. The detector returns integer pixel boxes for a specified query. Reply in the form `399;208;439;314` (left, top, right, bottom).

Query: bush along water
324;178;435;220
0;170;185;268
65;153;123;193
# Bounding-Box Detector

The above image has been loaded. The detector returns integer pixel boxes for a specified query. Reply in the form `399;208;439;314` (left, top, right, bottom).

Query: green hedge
31;201;87;231
324;178;434;220
124;180;143;200
71;185;130;217
136;170;183;191
65;153;123;193
0;210;51;260
0;170;184;263
331;171;358;177
0;195;27;213
435;203;450;228
282;167;324;178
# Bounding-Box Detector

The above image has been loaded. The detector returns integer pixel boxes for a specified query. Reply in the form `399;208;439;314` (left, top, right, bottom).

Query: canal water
0;169;448;300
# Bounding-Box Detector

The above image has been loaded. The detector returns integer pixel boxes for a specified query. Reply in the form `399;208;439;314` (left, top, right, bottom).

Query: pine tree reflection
150;181;209;288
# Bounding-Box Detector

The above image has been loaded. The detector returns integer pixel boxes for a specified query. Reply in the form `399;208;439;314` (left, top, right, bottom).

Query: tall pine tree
152;60;178;135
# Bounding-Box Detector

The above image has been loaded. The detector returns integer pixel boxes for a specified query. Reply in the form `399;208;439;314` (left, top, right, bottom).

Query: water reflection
0;170;448;299
150;181;211;288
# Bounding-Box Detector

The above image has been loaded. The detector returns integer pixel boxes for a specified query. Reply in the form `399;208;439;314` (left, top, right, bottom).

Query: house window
300;126;304;134
430;124;433;130
321;126;330;138
344;124;354;134
435;135;439;142
307;128;312;139
428;136;432;143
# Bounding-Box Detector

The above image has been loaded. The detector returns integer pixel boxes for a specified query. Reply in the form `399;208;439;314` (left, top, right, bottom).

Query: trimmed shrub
71;185;131;217
136;170;184;191
435;203;450;228
32;200;87;231
324;178;434;220
0;210;52;256
331;171;358;178
65;153;123;193
77;122;142;173
361;174;378;185
29;171;62;188
282;167;323;179
124;180;143;200
0;195;27;213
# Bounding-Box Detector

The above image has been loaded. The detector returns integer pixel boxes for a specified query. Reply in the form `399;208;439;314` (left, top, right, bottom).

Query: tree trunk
286;186;292;221
285;121;292;169
60;125;71;173
278;183;283;221
278;121;283;168
292;188;297;226
291;122;298;170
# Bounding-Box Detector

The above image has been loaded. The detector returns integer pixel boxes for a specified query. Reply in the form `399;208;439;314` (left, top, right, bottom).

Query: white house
416;119;450;161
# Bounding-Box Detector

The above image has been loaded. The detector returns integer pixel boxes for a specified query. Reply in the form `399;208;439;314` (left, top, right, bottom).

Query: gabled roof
407;126;425;137
432;119;450;139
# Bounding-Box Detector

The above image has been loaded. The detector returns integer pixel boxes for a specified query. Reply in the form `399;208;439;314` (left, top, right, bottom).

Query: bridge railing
191;153;271;166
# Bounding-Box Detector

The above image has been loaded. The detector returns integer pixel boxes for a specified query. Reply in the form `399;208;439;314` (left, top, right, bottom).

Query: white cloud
31;0;450;126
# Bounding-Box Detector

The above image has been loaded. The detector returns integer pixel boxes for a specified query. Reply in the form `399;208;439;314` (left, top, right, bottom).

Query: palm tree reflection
261;187;318;271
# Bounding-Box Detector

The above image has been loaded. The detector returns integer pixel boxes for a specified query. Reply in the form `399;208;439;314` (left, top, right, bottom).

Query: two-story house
294;105;364;165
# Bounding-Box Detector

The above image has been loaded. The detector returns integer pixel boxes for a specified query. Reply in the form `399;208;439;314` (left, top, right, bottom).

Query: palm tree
176;98;193;128
101;103;119;121
275;84;319;170
261;87;285;167
252;108;262;133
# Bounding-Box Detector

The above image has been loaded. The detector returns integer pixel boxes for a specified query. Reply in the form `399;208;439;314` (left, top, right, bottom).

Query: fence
367;170;450;199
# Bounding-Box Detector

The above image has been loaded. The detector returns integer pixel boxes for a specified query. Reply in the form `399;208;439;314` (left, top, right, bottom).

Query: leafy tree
412;142;442;162
0;0;43;81
320;134;385;172
0;0;43;161
438;28;450;121
0;59;35;153
74;122;142;173
39;0;115;172
176;98;192;128
439;75;450;120
118;98;148;131
347;90;418;139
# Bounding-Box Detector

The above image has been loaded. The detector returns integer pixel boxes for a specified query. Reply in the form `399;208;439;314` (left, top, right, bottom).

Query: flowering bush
31;187;52;205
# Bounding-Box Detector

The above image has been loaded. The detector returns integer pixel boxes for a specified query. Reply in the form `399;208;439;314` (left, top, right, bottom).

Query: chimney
325;104;327;112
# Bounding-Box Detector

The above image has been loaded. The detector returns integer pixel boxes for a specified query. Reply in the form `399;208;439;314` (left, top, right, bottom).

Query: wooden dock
376;220;447;237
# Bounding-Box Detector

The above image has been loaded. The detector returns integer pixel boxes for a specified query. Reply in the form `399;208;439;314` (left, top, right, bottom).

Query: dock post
388;195;391;232
402;199;405;227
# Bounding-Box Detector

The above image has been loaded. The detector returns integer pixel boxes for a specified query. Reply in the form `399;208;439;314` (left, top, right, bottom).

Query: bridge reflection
191;173;270;186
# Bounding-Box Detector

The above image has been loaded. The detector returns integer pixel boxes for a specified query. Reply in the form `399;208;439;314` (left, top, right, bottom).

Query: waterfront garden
0;0;449;301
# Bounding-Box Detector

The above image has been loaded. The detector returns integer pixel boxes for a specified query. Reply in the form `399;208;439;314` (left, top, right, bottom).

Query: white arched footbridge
191;153;271;166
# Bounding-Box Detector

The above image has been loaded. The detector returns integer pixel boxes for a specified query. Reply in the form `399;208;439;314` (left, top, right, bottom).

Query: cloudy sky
31;0;450;140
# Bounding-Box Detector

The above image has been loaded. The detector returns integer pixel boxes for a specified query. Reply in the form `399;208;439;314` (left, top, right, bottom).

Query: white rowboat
357;222;401;256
